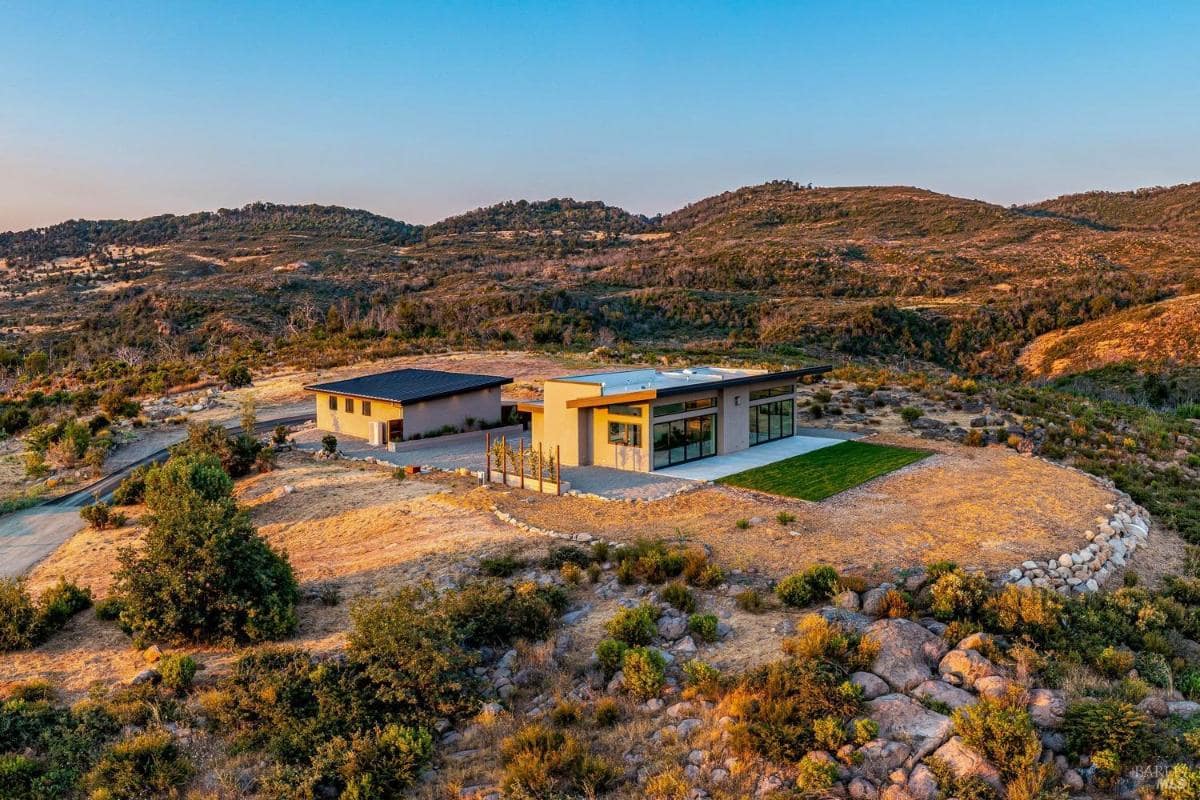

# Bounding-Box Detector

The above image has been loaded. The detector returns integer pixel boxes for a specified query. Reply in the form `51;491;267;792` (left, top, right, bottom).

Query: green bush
84;730;193;799
113;454;298;644
661;582;696;614
1096;645;1136;677
776;565;841;608
0;578;40;651
1064;699;1153;766
541;545;592;570
952;692;1041;782
439;579;565;648
1134;650;1172;688
682;660;722;694
622;647;666;700
929;569;992;621
983;584;1063;636
611;540;686;584
900;406;924;425
321;434;338;454
158;654;197;694
688;613;719;643
501;723;617;798
479;552;525;577
604;604;659;645
595;638;628;679
736;588;766;613
308;724;433;800
80;501;126;530
1178;670;1200;701
111;464;151;505
796;754;839;797
348;589;481;725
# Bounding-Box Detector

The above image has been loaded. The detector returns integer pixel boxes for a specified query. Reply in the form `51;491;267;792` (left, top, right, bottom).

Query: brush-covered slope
1026;182;1200;232
424;198;655;238
1020;293;1200;377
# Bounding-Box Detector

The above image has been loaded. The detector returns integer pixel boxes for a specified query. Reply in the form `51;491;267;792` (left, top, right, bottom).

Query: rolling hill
1;180;1199;395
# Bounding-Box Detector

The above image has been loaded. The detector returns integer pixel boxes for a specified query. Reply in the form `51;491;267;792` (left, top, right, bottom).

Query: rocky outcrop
866;619;949;691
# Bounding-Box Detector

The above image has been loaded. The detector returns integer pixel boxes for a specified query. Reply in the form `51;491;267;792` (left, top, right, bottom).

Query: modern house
519;365;831;472
306;368;512;445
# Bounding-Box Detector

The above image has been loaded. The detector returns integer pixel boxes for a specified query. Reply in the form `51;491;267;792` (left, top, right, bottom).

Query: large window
653;397;717;417
608;421;642;447
750;385;793;401
749;399;794;445
652;413;716;468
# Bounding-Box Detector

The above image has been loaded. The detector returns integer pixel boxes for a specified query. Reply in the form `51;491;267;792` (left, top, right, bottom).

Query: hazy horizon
3;1;1198;231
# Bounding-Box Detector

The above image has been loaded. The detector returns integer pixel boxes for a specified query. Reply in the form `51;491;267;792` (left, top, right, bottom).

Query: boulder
857;739;912;782
973;675;1015;700
906;764;939;800
820;607;873;633
658;616;687;640
866;694;954;764
937;649;1000;688
867;619;948;691
851;671;891;700
911;679;976;710
849;776;879;800
1027;689;1067;728
1168;701;1200;718
861;587;889;617
834;590;862;611
931;736;1003;794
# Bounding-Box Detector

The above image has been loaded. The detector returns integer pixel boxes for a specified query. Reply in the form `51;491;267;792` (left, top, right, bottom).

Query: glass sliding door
749;398;795;446
652;412;717;468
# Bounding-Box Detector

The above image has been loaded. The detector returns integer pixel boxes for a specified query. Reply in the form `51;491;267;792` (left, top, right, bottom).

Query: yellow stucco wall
590;406;649;471
313;391;403;441
537;380;604;466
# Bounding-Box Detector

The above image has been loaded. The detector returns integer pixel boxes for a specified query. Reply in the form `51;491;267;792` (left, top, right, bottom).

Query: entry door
387;419;403;442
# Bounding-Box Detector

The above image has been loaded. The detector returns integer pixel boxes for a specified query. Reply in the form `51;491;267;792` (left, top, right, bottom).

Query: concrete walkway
656;432;853;481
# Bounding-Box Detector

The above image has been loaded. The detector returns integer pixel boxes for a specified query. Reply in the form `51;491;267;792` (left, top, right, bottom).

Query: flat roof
305;368;512;405
552;365;831;397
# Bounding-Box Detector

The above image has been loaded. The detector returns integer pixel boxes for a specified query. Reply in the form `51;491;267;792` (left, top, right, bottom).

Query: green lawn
716;440;932;501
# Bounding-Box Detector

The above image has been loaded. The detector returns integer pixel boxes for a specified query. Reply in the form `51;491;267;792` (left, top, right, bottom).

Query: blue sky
1;1;1198;230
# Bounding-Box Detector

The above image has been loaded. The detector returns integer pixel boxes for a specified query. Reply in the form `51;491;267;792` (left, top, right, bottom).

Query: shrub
622;647;666;700
782;614;879;673
559;562;583;584
35;577;92;635
272;425;290;445
480;552;525;577
838;574;868;593
812;716;846;750
549;699;582;726
964;429;986;447
682;659;722;695
612;540;686;584
84;730;193;799
80;500;126;530
321;434;338;454
645;767;689;800
776;565;841;608
1134;650;1172;688
501;723;617;798
1096;645;1137;677
735;518;750;530
796;753;839;796
112;464;152;505
929;569;992;621
348;589;481;724
877;588;911;618
1161;764;1200;800
729;658;862;762
736;588;766;613
604;604;659;645
953;691;1041;782
1063;699;1153;765
94;597;125;621
900;406;923;425
688;613;719;643
314;724;433;799
984;584;1064;636
158;654;197;693
661;582;696;614
439;579;565;648
776;511;796;525
590;541;610;562
852;717;879;745
593;698;621;726
221;364;253;387
1178;669;1200;701
595;638;628;679
113;454;298;644
541;545;591;570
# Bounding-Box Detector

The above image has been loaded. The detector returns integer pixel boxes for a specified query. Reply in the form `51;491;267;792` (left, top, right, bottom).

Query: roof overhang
653;365;832;398
516;402;545;414
565;389;657;409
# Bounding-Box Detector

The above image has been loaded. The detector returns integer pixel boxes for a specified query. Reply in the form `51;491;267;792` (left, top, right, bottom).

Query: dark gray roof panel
654;365;833;397
305;368;512;405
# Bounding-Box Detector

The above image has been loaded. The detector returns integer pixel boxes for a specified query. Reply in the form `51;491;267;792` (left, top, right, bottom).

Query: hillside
1;181;1199;398
1026;182;1200;232
1019;293;1200;378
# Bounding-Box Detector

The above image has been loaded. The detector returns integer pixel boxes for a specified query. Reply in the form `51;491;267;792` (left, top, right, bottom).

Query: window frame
607;421;642;447
344;397;354;413
328;395;337;411
361;400;372;416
